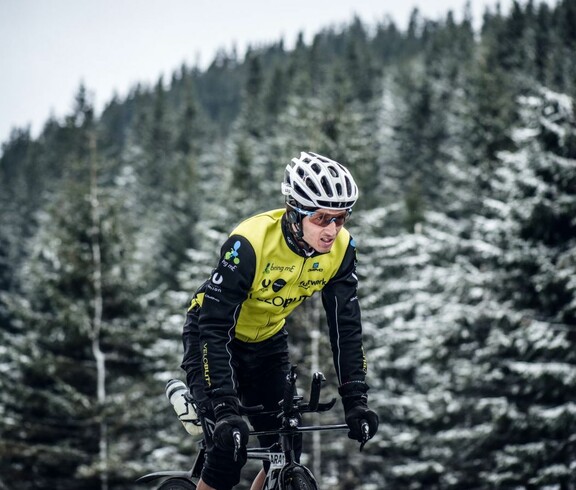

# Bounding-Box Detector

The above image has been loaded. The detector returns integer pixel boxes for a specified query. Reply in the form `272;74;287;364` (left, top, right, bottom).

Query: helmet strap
293;220;316;255
286;199;324;254
283;208;313;255
286;200;305;240
294;221;304;241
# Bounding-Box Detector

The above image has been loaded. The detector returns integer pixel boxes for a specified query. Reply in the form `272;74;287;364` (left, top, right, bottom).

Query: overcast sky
0;0;547;145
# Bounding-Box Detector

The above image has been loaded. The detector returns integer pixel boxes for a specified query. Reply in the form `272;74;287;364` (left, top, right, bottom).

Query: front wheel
157;477;197;490
285;474;315;490
280;465;318;490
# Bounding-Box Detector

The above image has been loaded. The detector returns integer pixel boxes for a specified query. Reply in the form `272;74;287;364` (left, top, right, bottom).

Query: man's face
301;209;349;253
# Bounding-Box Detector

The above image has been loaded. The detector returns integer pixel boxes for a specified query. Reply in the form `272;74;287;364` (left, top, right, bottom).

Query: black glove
211;396;250;451
339;382;379;442
344;403;379;442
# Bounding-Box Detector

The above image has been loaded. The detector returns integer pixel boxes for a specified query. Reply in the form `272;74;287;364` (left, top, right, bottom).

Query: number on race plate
269;452;286;469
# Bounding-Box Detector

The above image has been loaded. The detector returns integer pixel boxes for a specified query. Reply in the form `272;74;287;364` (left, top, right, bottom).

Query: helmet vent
306;178;320;196
321;176;333;197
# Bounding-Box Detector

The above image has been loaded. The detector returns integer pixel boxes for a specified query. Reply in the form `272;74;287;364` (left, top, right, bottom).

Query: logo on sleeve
225;240;242;265
208;273;224;293
212;273;223;285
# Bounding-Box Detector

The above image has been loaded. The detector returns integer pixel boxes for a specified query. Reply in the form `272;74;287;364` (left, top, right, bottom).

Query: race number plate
269;452;286;469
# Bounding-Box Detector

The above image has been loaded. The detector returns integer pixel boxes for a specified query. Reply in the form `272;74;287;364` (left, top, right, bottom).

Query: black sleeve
321;236;367;387
198;234;255;398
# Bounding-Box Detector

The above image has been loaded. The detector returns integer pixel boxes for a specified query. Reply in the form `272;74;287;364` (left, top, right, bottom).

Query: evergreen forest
1;1;575;488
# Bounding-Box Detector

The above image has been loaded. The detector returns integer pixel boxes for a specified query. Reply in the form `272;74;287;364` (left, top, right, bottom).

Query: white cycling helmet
281;151;359;209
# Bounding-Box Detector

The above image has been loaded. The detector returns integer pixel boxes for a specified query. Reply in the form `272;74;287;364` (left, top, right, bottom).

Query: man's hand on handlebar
339;381;379;448
211;396;250;453
344;405;379;446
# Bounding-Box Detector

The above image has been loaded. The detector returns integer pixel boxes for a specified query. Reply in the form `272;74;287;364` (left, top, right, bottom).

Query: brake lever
359;420;371;452
232;429;242;462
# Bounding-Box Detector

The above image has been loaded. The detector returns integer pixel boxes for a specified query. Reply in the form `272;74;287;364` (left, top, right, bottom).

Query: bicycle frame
137;366;359;489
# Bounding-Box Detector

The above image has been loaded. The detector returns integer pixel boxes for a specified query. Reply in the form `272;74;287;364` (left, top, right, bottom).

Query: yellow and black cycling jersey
182;208;366;398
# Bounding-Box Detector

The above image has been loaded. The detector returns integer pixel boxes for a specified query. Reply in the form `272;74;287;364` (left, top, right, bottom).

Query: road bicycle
137;365;370;489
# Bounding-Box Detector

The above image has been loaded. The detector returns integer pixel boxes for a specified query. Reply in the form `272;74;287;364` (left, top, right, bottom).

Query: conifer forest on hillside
1;1;575;488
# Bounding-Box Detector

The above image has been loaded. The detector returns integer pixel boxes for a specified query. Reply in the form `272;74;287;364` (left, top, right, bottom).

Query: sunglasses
289;204;351;227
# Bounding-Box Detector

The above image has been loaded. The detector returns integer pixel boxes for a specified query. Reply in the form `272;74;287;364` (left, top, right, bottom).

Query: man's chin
314;242;333;253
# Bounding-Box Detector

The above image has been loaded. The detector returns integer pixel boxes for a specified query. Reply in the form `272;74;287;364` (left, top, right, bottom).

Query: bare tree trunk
309;296;322;481
89;132;108;490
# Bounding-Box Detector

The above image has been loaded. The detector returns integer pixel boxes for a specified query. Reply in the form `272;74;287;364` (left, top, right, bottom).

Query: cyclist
181;151;379;490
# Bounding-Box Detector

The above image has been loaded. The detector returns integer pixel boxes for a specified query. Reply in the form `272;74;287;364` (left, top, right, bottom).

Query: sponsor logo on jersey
251;294;308;308
202;343;211;387
212;273;223;285
263;262;296;274
225;240;242;265
299;278;327;290
208;273;223;292
308;262;323;272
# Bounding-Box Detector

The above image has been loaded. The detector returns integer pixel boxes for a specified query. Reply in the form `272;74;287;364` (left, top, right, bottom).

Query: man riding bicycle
181;151;379;490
